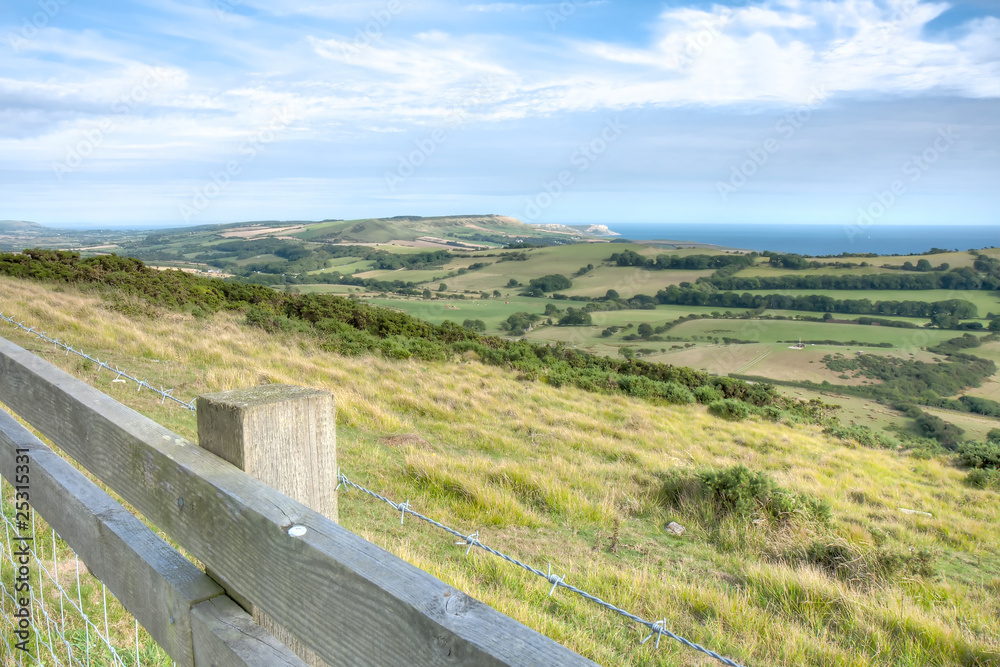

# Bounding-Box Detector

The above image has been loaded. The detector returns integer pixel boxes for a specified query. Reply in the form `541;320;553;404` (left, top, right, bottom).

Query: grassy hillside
1;275;998;666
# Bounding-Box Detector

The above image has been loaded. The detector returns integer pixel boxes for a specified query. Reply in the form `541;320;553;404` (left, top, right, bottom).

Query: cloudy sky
2;0;998;227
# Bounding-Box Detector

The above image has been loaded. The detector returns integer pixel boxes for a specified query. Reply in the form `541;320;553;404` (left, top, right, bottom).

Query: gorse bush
957;440;1000;470
707;399;751;421
965;468;1000;490
661;465;831;525
693;385;723;404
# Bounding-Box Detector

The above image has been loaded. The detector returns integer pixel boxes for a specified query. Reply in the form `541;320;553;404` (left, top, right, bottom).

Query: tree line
654;285;978;319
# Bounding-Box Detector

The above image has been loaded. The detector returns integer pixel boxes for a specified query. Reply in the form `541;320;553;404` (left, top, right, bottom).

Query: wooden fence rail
0;336;595;666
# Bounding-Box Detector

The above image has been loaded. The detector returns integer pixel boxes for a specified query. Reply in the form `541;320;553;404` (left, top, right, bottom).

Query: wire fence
336;469;747;667
0;312;197;412
0;313;745;666
0;476;171;666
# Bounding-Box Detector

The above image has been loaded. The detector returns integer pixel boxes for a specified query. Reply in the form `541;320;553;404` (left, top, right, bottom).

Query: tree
480;291;490;299
506;279;520;288
557;308;592;326
544;303;559;316
422;289;432;299
916;259;933;272
527;274;572;292
438;283;448;292
462;319;486;332
637;323;654;338
932;312;958;329
493;289;502;297
605;289;620;300
619;347;635;360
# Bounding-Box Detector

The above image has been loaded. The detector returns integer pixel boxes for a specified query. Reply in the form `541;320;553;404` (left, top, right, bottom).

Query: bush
708;399;751;421
693;385;723;404
661;464;830;525
966;468;1000;490
957;441;1000;470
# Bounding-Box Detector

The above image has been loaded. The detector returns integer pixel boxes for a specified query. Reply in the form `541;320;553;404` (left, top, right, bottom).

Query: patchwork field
2;274;999;667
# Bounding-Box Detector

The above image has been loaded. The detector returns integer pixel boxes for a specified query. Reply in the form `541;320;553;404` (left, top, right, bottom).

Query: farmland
6;216;1000;457
2;220;1000;666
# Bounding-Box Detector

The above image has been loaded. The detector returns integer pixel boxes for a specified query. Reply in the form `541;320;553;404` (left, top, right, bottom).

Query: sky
1;0;998;228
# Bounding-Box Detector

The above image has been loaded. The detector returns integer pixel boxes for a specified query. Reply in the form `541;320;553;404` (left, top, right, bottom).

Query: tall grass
1;276;998;665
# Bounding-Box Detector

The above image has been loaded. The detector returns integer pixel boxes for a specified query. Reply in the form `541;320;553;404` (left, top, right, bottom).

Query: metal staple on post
0;312;197;412
335;470;747;667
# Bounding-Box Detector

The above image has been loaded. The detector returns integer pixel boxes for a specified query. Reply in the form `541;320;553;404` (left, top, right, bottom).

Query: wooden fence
0;335;596;666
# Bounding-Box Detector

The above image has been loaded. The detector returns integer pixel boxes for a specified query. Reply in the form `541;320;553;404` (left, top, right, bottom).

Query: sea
603;224;1000;257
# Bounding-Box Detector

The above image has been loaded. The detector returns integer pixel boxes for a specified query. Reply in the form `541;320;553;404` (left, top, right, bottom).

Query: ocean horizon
603;223;1000;257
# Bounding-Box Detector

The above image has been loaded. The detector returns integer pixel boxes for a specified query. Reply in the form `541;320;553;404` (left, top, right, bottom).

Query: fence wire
0;313;197;412
336;469;747;667
0;476;170;666
0;313;743;665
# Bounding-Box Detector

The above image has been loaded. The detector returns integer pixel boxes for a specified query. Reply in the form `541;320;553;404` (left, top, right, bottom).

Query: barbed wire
0;312;744;664
0;312;197;412
335;468;747;667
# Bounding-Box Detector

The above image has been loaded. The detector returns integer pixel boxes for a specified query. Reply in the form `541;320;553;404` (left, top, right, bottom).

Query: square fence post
197;384;336;667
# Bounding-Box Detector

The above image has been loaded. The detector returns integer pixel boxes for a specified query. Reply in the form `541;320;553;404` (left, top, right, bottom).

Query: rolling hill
0;267;998;666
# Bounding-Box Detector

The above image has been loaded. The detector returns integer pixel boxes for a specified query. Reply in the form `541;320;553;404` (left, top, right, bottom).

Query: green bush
693;385;723;403
707;399;751;421
661;464;830;525
966;468;1000;490
957;441;1000;469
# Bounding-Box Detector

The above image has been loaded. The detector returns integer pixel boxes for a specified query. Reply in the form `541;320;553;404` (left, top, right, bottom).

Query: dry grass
1;276;999;666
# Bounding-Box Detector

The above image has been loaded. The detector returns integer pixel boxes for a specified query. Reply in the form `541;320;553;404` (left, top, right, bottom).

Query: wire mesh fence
0;475;172;666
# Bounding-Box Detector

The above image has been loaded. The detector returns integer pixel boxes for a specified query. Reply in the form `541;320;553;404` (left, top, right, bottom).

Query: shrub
693;385;723;403
708;399;750;421
662;464;830;525
966;469;1000;490
957;441;1000;470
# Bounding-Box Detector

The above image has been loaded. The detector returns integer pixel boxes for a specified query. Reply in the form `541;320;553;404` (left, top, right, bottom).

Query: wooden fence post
197;384;336;667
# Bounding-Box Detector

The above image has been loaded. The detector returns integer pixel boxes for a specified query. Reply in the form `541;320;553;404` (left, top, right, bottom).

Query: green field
293;284;366;294
367;295;548;330
740;264;894;277
666;317;964;348
810;248;998;268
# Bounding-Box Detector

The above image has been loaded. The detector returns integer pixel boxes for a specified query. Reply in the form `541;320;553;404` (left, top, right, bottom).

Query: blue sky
1;0;998;227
